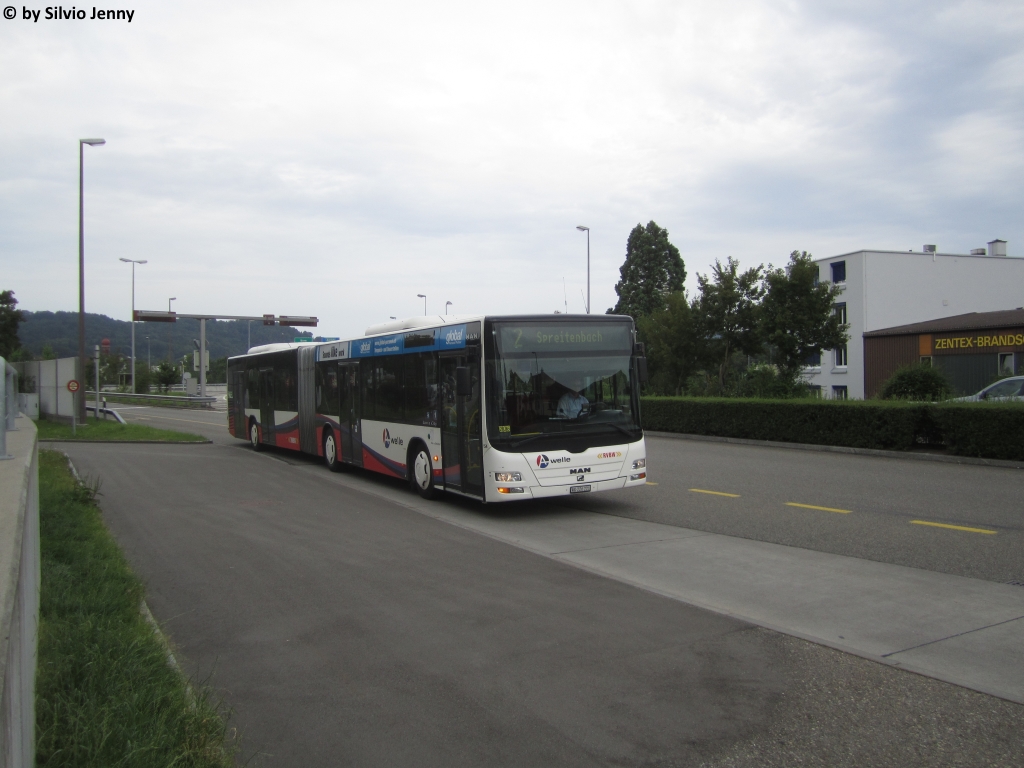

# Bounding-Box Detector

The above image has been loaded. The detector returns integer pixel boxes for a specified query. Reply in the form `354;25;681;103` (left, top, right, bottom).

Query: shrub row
639;397;1024;461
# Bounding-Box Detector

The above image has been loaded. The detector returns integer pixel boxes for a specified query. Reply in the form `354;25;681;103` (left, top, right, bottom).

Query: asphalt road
119;406;1024;583
52;407;1024;765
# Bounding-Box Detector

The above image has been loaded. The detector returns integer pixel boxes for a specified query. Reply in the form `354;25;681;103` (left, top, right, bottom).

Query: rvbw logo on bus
383;428;403;449
536;454;570;468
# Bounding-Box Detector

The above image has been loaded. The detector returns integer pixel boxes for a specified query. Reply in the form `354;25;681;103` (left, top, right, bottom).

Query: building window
831;261;846;283
998;353;1014;377
833;302;847;325
832;385;848;400
805;349;821;367
834;345;848;367
808;385;822;398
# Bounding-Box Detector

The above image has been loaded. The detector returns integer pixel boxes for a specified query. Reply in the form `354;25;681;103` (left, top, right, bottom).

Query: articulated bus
227;314;648;502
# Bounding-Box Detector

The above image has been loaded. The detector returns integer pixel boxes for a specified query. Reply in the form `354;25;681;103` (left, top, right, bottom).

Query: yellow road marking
690;489;740;498
785;502;851;514
646;481;658;486
910;520;997;535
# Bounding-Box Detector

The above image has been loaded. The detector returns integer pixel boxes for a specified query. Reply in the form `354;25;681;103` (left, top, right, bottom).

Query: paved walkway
294;463;1024;704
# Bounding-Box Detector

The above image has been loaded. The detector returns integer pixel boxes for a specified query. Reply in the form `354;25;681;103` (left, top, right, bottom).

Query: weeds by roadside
36;449;237;767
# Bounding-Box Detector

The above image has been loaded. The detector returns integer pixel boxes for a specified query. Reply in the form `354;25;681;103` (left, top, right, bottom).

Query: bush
640;397;1024;460
880;364;950;401
933;403;1024;460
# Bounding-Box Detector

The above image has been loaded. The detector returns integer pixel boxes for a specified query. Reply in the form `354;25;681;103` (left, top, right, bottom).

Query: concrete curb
644;431;1024;470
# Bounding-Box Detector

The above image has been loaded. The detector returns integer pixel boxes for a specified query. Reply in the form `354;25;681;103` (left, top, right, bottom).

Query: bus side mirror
637;357;649;384
456;366;472;397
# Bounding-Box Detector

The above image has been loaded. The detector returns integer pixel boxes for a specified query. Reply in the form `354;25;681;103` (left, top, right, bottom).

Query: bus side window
246;367;259;409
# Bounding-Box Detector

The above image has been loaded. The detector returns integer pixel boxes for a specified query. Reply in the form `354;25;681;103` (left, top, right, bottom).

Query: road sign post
67;379;80;435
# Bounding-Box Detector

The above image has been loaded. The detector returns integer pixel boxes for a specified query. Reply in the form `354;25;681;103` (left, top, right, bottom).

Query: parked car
953;376;1024;402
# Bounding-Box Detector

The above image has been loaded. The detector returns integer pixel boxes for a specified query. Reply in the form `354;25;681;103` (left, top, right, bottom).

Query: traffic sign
67;379;81;393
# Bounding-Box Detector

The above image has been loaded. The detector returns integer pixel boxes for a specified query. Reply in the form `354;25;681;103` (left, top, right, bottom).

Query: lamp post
78;137;105;420
167;298;176;363
445;301;452;315
119;258;147;392
417;294;426;315
576;225;590;314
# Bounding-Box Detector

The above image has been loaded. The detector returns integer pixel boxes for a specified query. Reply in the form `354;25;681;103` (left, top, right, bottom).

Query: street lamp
119;258;147;392
417;294;426;315
445;301;452;315
78;137;105;419
168;298;177;363
576;225;590;314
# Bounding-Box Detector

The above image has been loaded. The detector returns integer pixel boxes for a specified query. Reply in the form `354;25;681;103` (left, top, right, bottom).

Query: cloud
1;0;1022;336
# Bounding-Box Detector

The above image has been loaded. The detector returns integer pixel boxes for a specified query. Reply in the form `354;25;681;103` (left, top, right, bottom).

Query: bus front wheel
249;419;264;452
409;444;439;500
324;429;343;473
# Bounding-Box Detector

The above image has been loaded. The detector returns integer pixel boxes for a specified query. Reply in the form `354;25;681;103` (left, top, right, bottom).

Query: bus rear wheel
409;444;439;500
323;429;343;472
249;419;264;452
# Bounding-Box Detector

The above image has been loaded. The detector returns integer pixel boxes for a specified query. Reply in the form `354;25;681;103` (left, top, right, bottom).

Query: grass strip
36;417;207;443
36;449;236;766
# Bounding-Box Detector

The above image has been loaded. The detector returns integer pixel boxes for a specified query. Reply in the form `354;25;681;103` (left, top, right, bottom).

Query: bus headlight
495;472;522;482
632;458;646;469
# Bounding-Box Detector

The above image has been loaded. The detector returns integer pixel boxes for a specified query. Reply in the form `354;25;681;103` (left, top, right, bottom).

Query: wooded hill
17;311;315;361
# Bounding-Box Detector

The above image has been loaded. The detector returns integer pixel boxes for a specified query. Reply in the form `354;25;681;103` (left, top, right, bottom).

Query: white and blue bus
227;314;648;502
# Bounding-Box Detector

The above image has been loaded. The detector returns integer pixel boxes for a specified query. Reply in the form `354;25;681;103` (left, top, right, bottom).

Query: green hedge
640;397;1024;461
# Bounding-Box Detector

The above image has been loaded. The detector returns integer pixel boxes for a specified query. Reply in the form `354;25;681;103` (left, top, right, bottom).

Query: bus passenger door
439;354;483;497
339;362;362;466
259;368;275;445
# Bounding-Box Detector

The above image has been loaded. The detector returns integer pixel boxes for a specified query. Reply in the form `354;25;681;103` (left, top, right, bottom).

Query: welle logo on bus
536;454;570;469
383;428;403;450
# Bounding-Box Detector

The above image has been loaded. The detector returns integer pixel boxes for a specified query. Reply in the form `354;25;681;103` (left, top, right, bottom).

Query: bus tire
249;418;265;452
409;443;439;500
323;428;343;473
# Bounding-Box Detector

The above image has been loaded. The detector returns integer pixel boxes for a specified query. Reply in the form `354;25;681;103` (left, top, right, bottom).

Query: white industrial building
805;240;1024;399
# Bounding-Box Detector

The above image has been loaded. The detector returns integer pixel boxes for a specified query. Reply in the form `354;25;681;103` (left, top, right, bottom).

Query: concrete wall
14;358;77;419
0;418;39;767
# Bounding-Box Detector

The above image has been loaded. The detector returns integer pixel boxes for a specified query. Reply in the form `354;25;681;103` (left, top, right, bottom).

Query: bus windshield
486;320;641;449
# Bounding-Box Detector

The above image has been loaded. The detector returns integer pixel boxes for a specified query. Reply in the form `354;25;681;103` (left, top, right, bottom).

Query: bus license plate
570;484;592;494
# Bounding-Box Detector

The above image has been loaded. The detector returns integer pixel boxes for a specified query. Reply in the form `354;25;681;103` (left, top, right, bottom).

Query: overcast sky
2;0;1022;340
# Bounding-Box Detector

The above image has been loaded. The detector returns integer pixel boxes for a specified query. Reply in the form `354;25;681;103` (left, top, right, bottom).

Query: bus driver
556;379;590;419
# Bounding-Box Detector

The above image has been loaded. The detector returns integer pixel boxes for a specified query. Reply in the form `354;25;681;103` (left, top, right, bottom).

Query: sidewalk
302;465;1024;704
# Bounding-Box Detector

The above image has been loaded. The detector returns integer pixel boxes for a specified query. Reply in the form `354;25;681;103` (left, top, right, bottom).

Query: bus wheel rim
415;451;430;489
326;435;335;464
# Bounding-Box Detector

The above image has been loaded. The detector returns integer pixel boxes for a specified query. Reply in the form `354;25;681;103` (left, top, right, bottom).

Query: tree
760;251;848;379
636;292;698;395
694;257;764;388
155;361;179;392
611;222;686;319
0;290;25;358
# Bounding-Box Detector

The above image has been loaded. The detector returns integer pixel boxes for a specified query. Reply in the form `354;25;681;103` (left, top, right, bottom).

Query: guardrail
0;356;40;766
86;391;218;407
